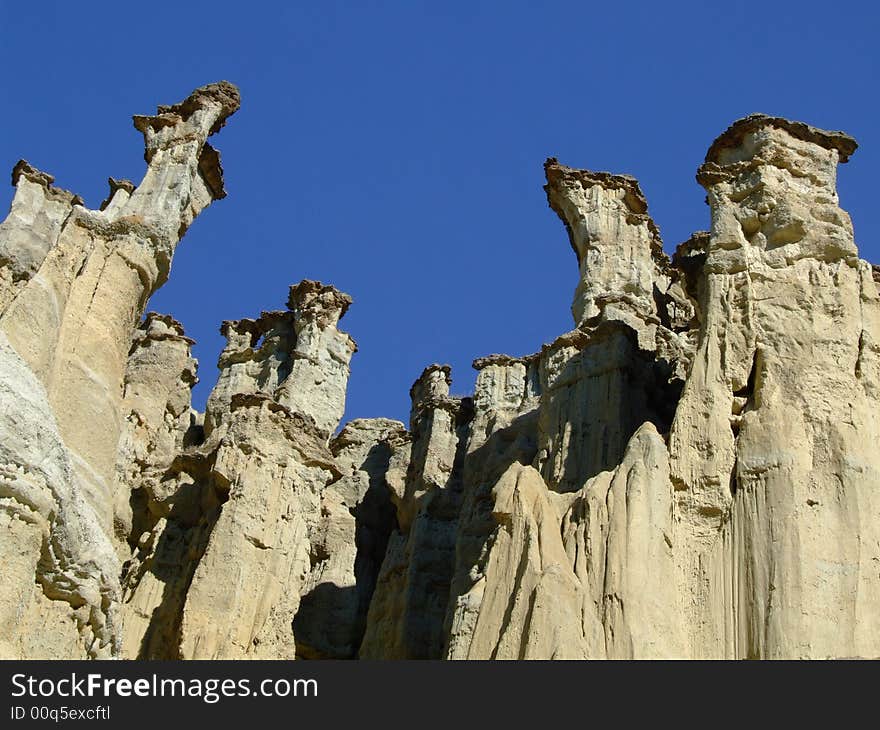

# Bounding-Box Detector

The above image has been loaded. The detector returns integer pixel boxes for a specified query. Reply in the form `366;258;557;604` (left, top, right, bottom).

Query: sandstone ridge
1;89;877;659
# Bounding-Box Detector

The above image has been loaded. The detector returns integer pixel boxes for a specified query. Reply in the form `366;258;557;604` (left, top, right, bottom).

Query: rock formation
1;85;877;659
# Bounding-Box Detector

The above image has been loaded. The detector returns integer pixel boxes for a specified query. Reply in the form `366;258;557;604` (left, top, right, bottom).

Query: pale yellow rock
561;423;686;658
669;116;880;658
0;331;120;658
294;418;406;659
2;86;878;661
359;366;472;659
0;82;238;659
441;116;878;660
116;277;359;660
115;313;198;544
168;279;356;659
447;462;589;659
445;424;684;659
178;403;329;659
0;84;239;542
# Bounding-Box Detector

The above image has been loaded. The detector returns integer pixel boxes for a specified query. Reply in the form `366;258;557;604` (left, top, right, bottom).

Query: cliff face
1;86;877;659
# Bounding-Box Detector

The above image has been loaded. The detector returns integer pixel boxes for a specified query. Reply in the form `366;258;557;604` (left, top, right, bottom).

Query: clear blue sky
2;1;877;425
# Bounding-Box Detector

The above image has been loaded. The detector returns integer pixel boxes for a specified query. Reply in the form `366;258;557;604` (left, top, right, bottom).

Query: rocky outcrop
670;115;880;658
438;115;880;660
359;366;473;658
116;313;199;543
0;82;239;659
294;417;406;659
121;282;357;659
1;87;877;659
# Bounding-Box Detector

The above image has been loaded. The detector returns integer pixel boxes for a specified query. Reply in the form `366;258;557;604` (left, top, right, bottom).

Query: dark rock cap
544;157;648;214
705;113;858;164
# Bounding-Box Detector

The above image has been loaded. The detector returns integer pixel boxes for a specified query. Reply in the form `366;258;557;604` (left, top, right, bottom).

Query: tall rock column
115;313;199;546
669;115;880;658
0;82;238;659
443;161;688;659
0;162;83;311
537;162;684;492
174;282;356;659
294;417;407;659
360;366;473;658
0;82;240;537
276;280;356;436
544;159;667;346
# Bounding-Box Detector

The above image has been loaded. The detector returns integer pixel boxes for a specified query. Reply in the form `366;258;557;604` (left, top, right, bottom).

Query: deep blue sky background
2;1;877;426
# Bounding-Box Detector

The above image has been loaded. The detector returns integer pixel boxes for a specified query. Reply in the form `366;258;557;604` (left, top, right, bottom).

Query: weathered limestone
1;86;877;660
176;397;337;659
0;162;83;312
0;331;119;658
438;116;879;660
205;281;355;438
559;423;686;658
359;366;473;658
123;281;357;659
116;313;199;543
544;160;666;342
669;115;880;658
0;82;238;659
0;83;239;545
294;417;406;659
447;462;590;659
276;281;356;436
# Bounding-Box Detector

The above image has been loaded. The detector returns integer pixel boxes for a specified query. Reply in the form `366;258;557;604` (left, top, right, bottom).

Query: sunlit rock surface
1;88;876;659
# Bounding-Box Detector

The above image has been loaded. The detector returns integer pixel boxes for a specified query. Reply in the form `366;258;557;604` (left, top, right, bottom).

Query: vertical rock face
359;366;473;658
205;281;355;438
175;282;355;659
1;87;877;659
1;83;239;540
398;114;877;660
122;281;357;659
294;417;406;659
116;313;199;543
669;116;879;658
0;82;239;659
544;161;665;340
